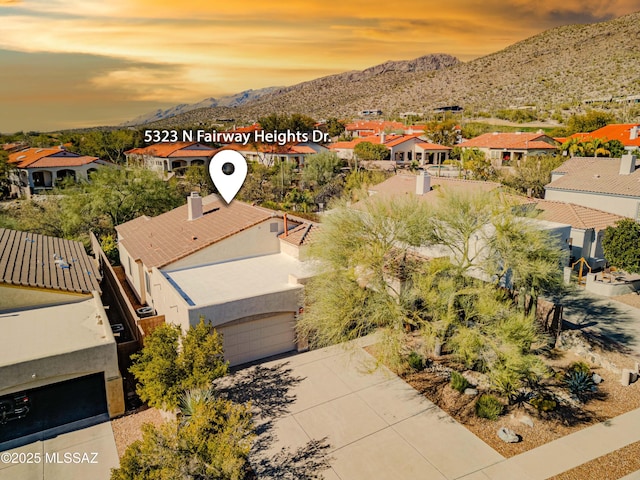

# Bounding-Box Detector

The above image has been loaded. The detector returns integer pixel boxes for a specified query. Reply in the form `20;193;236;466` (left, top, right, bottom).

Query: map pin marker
209;150;248;203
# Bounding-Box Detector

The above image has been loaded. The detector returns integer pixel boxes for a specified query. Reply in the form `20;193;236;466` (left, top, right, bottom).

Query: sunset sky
0;0;637;133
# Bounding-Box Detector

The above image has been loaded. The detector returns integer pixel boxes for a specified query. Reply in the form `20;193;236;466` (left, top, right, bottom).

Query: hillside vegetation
141;12;640;128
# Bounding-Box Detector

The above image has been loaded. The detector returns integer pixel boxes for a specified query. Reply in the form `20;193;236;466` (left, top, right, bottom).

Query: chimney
630;126;639;140
187;192;203;220
416;171;431;195
619;154;637;175
380;132;386;144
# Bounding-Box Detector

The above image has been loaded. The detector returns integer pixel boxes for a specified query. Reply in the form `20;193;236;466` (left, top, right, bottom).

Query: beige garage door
218;312;296;366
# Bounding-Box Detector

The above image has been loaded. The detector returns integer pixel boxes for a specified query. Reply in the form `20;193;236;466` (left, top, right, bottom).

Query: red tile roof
416;142;452;151
115;195;279;268
126;142;218;158
576;124;640;148
0;228;101;294
531;200;624;231
9;147;101;169
460;132;557;150
279;223;319;246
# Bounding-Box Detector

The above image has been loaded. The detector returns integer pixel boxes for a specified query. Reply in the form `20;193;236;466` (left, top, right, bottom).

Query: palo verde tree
129;318;228;410
299;190;562;392
501;154;564;198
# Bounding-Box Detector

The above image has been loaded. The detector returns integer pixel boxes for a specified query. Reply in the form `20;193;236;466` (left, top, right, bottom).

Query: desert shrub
450;371;471;393
567;361;591;375
564;370;597;401
407;351;426;371
529;395;557;412
475;394;504;420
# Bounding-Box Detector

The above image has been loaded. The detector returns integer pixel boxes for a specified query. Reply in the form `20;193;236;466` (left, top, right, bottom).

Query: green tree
566;110;614;134
353;142;390;161
0;150;16;198
72;129;137;163
302;151;342;187
258;113;316;133
325;117;346;138
183;165;215;195
129;319;228;410
63;166;183;235
112;393;254;480
299;191;561;385
423;118;459;147
602;219;640;273
605;139;626;158
502;154;564;197
460;148;494;180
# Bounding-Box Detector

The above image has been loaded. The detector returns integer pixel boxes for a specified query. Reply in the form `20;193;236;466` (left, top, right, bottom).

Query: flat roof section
164;253;311;307
0;297;113;368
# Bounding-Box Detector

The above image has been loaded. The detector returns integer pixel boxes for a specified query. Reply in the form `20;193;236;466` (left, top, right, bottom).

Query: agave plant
564;370;597;402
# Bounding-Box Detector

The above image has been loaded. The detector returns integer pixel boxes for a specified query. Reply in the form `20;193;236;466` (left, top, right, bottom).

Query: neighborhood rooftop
115;195;282;268
526;199;625;231
8;147;102;169
0;228;101;294
547;156;640;197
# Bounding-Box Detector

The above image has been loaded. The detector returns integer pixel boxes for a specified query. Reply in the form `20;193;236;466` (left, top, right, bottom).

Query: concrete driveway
0;422;119;480
219;337;504;480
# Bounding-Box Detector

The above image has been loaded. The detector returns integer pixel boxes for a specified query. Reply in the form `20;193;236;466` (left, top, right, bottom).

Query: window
145;272;151;293
270;222;279;232
127;257;132;275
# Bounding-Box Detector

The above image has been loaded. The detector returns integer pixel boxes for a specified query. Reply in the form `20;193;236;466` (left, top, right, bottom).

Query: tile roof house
544;154;640;218
517;200;624;268
125;142;219;174
570;124;640;151
459;132;558;168
223;141;327;168
8;146;113;196
0;228;124;422
115;193;314;366
329;133;451;168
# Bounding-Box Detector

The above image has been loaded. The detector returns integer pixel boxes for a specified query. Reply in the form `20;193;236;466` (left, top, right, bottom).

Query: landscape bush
567;361;591;375
450;371;471;393
529;395;557;412
407;351;426;371
475;394;504;420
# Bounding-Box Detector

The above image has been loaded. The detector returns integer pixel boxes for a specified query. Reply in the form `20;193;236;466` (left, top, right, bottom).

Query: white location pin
209;150;248;203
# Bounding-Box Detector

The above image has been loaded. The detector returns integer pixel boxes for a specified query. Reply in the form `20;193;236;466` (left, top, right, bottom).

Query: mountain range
128;11;640;128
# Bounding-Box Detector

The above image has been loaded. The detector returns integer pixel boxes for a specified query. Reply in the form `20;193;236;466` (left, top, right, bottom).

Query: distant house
8;146;112;196
567;123;640;152
125;142;218;174
345;120;406;137
0;228;124;424
545;155;640;219
115;193;314;366
223;142;326;168
519;199;624;268
329;133;451;167
459;132;558;167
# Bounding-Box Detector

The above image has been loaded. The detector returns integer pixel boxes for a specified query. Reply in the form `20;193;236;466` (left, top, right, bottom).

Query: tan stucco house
544;155;640;219
0;228;124;435
115;193;314;366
